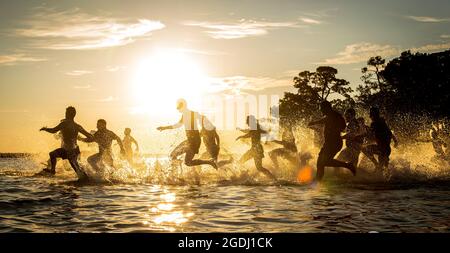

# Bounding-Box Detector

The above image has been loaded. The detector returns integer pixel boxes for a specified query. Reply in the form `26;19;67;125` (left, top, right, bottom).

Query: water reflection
143;190;195;231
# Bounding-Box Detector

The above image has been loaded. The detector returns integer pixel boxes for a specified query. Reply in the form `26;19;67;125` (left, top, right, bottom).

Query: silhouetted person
39;106;92;178
236;115;276;181
338;108;364;169
123;128;139;164
81;119;125;171
308;101;356;181
157;99;217;169
268;124;299;170
361;107;398;171
200;116;233;167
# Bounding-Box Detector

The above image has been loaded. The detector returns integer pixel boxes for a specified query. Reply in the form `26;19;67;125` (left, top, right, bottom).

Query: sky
0;0;449;153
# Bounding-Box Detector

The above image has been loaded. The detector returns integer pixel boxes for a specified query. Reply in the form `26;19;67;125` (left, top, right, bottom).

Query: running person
236;115;276;180
308;101;356;181
200;116;232;167
39;106;92;179
157;99;217;169
81;119;125;171
268;124;299;170
338;108;364;169
123;128;139;164
361;107;398;171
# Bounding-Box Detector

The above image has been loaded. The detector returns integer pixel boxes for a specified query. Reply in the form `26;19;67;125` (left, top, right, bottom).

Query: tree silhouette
280;66;354;124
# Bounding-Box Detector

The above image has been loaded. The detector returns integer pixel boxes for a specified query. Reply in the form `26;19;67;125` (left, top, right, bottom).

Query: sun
132;49;209;117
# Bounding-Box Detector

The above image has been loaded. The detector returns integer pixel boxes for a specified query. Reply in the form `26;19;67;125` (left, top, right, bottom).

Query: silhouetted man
308;101;356;181
236;115;277;181
123;128;139;164
362;107;398;170
81;119;125;171
39;106;92;179
157;99;217;169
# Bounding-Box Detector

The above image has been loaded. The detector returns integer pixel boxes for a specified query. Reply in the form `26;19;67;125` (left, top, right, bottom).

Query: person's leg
239;149;254;164
254;157;276;180
45;148;66;174
87;153;101;171
170;141;189;160
268;148;285;170
104;152;115;168
362;145;380;168
184;150;217;169
316;148;327;181
68;155;88;179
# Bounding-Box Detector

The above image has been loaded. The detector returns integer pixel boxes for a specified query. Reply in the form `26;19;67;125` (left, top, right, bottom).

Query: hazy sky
1;0;449;152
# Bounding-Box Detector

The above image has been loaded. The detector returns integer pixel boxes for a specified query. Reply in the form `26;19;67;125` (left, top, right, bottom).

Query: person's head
97;119;107;130
344;108;356;121
246;115;257;129
319;101;332;115
65;106;76;120
124;128;131;135
176;98;187;112
369;107;380;120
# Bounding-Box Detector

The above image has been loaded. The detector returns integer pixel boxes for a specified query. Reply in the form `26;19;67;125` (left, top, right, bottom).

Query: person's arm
236;132;252;141
132;137;139;152
270;140;285;146
308;117;326;127
113;132;125;152
78;125;94;139
157;117;183;131
40;122;63;134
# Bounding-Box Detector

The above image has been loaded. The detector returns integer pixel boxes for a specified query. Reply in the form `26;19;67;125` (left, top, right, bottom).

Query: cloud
410;42;450;52
441;34;450;39
15;7;165;50
73;85;92;89
184;19;299;39
208;75;291;94
66;70;93;76
175;48;228;56
323;41;450;65
0;53;46;66
406;16;450;23
105;66;127;72
300;18;322;25
322;43;401;65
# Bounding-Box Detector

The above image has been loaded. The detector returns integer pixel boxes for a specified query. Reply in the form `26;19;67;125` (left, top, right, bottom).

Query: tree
280;66;354;124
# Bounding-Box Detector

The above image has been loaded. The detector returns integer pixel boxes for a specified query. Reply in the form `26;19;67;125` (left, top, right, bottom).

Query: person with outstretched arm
39;106;92;179
157;99;217;169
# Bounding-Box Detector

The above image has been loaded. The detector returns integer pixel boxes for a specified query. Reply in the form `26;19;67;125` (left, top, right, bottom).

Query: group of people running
38;98;398;182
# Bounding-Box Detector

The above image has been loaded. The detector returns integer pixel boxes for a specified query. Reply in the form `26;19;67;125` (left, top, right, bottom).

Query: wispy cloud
411;42;450;52
323;41;450;65
300;17;322;25
105;66;127;72
322;43;400;65
184;19;299;39
208;75;291;94
441;34;450;39
65;70;93;76
406;16;450;23
0;53;46;66
175;47;228;56
15;7;165;50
